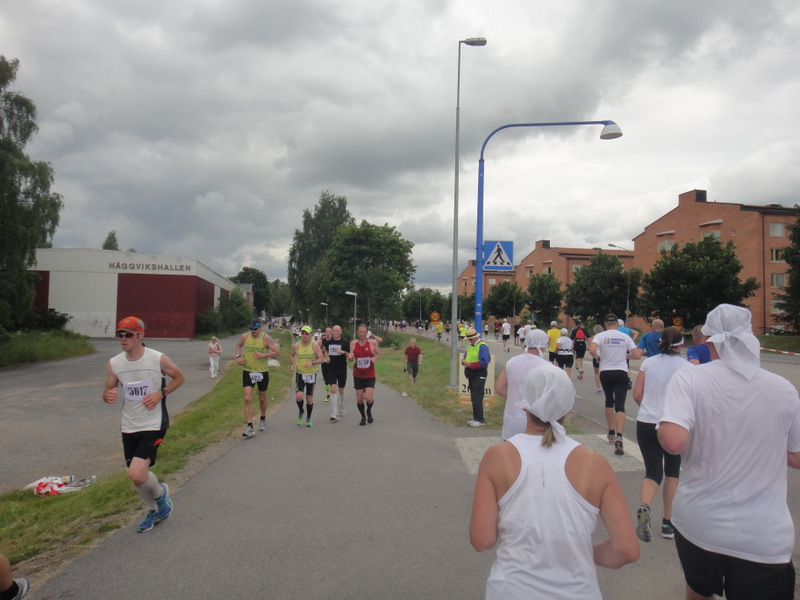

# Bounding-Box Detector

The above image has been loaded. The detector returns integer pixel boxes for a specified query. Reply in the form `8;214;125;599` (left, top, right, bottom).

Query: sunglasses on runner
116;332;136;338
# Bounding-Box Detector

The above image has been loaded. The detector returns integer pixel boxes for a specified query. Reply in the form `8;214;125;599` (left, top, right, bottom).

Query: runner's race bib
250;372;264;384
302;373;316;383
357;357;371;369
123;380;154;403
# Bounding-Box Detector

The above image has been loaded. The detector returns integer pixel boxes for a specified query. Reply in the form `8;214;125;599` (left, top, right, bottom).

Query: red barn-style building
32;248;237;338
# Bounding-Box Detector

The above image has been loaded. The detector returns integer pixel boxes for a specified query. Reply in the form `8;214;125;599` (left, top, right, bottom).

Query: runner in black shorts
322;325;350;422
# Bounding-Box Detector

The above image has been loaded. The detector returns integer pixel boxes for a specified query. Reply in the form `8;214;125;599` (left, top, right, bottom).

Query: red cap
116;316;144;334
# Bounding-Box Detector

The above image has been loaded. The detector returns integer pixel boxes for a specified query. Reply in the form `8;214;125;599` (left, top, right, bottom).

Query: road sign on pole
483;241;514;271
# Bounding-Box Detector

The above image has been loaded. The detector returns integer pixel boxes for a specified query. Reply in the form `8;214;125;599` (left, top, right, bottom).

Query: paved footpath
27;379;692;600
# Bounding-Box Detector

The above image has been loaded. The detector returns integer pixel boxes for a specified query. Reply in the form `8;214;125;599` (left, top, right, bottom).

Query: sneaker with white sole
155;483;172;522
469;420;485;427
259;419;267;431
137;510;160;533
8;578;30;600
242;424;255;438
661;519;675;539
636;504;652;542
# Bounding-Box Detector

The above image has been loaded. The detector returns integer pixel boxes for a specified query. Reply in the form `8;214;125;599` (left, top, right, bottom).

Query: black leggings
600;369;628;413
637;421;681;483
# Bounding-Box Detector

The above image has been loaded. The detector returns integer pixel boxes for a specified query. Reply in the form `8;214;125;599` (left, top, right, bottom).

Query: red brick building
632;189;795;333
459;241;631;326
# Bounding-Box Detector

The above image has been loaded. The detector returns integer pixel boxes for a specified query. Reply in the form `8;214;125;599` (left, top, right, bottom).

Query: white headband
701;304;760;380
518;365;575;443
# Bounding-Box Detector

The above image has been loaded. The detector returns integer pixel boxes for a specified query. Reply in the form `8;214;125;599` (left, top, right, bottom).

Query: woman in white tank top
470;365;640;599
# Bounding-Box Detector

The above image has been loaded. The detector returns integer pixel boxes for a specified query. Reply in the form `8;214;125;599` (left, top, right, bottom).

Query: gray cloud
4;0;799;296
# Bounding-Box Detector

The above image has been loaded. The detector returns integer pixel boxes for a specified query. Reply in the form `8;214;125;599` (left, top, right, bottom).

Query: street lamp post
451;36;487;389
474;120;623;334
608;243;632;325
345;291;357;340
320;302;328;327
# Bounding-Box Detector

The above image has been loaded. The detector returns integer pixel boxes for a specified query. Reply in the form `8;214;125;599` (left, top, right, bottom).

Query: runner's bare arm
103;362;119;403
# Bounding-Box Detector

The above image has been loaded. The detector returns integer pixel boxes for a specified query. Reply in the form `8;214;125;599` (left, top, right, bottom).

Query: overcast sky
3;0;799;291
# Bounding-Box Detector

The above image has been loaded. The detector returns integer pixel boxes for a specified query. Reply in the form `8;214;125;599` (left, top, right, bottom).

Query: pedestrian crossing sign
483;241;514;271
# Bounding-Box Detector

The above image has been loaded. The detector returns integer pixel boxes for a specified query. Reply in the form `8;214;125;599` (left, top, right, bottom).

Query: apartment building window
572;264;583;273
702;230;721;240
488;278;496;284
771;248;786;262
657;239;674;252
771;299;786;314
543;266;552;274
770;223;785;237
771;273;786;288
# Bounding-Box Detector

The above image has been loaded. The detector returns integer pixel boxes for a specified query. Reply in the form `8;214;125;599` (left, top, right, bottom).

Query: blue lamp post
473;120;623;334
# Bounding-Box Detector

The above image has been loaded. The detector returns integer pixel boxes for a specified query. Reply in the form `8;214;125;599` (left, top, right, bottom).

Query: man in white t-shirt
501;319;512;352
659;304;800;600
588;313;641;456
495;329;550;440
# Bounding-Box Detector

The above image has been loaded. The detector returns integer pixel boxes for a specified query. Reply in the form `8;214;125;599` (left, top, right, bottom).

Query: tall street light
474;120;623;334
451;36;487;389
608;243;632;325
345;291;357;340
320;302;328;327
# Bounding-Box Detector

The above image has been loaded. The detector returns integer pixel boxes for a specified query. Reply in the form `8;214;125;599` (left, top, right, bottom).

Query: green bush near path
0;330;95;367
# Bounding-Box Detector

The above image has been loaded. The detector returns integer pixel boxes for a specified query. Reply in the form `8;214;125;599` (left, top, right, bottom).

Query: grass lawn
0;330;95;367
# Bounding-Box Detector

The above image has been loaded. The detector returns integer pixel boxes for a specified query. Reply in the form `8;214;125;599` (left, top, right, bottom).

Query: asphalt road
3;329;800;599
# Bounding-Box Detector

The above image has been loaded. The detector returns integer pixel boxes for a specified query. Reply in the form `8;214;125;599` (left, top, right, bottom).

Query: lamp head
462;37;487;46
599;121;623;140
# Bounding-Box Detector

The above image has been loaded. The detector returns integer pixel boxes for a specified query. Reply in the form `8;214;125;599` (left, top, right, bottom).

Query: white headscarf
701;304;761;380
525;329;549;351
518;365;575;443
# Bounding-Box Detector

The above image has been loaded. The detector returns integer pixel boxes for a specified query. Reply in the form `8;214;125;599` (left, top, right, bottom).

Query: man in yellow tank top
291;325;325;427
235;319;280;437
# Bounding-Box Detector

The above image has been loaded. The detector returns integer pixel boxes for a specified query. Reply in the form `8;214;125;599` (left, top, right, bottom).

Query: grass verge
0;330;95;367
374;333;578;434
757;334;800;353
0;330;294;568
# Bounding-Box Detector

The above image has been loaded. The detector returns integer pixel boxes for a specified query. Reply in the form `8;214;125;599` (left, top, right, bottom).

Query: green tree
0;56;64;333
775;208;800;332
639;237;759;328
230;266;272;314
563;253;643;322
526;273;564;326
218;288;254;330
321;221;415;323
287;191;354;322
269;279;291;318
483;281;527;321
102;230;120;250
401;287;448;323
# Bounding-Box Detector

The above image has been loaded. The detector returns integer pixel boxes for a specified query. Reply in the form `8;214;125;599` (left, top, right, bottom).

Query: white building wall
48;271;118;337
